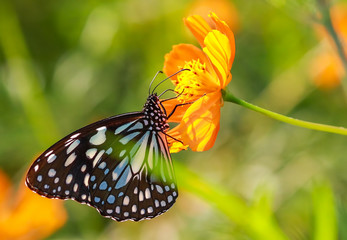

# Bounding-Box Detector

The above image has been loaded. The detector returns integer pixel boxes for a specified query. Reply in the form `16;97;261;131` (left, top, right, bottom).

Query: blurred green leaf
312;181;337;240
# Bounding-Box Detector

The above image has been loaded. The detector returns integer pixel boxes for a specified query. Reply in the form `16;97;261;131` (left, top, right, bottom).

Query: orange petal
180;91;221;151
0;174;67;240
203;30;232;87
209;12;235;70
310;51;344;90
330;3;347;45
162;98;190;123
163;44;209;82
0;170;12;208
186;0;240;33
167;125;189;153
170;141;189;153
184;15;212;47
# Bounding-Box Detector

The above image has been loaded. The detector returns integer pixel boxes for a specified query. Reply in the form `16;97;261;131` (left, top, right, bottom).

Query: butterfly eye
26;93;178;221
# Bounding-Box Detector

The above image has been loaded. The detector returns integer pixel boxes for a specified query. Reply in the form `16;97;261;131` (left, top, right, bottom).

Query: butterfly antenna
151;69;189;95
158;89;175;98
160;89;185;103
149;71;163;95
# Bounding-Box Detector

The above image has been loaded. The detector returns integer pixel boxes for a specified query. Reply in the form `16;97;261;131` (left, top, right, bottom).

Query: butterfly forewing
26;113;143;203
26;95;178;221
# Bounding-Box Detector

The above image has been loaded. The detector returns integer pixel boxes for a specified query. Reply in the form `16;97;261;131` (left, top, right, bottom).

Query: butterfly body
26;94;178;221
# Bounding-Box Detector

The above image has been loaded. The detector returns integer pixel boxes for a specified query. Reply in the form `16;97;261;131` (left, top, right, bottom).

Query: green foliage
0;0;346;239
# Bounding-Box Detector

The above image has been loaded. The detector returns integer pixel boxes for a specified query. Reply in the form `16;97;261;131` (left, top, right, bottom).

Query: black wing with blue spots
26;94;178;221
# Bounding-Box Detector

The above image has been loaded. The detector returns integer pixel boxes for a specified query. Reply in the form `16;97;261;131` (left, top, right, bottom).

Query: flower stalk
223;90;347;136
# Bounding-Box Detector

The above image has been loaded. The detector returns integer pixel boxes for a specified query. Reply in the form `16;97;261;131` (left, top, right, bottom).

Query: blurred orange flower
310;3;347;90
0;169;67;240
186;0;239;32
163;12;235;152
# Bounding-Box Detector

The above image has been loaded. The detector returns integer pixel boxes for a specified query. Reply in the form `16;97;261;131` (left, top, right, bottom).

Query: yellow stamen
176;59;218;102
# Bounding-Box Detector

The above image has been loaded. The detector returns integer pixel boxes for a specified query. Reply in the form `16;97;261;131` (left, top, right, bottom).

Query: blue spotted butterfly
26;71;186;221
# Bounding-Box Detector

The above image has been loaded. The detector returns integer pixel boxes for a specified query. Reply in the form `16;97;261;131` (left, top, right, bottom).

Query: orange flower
310;3;347;90
186;0;239;33
310;49;344;89
0;169;67;240
163;12;235;152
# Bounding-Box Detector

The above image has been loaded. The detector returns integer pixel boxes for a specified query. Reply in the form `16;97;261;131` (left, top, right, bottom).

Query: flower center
175;59;217;103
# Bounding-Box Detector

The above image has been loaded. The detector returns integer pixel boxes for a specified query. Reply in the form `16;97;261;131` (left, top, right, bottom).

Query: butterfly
26;70;187;222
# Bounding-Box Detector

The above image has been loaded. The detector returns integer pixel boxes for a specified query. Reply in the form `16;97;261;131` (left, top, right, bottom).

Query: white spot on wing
47;154;56;163
123;196;130;206
64;139;74;146
129;122;143;131
119;132;140;145
115;206;120;214
145;188;151;199
93;150;105;167
73;183;78;192
66;174;73;184
156;185;163;194
106;209;113;214
86;148;97;159
115;121;134;135
84;173;90;186
70;133;81;139
45;150;53;157
81;164;87;172
161;200;166;207
130;132;149;173
139;191;144;201
115;165;131;189
90;126;107;145
147;206;153;213
112;157;128;181
106;147;113;155
54;177;59;183
48;169;56;177
67;139;80;154
65;152;77;167
119;150;126;157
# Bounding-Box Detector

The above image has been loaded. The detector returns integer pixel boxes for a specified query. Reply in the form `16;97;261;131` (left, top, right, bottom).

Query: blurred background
1;0;347;239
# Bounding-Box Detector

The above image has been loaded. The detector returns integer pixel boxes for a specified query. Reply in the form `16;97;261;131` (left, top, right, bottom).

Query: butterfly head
143;94;169;132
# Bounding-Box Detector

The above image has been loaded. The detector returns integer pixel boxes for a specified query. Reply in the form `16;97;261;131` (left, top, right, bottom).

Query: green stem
223;91;347;136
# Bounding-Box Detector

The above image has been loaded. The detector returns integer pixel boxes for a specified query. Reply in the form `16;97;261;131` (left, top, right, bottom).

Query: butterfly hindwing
90;131;177;221
26;102;178;221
